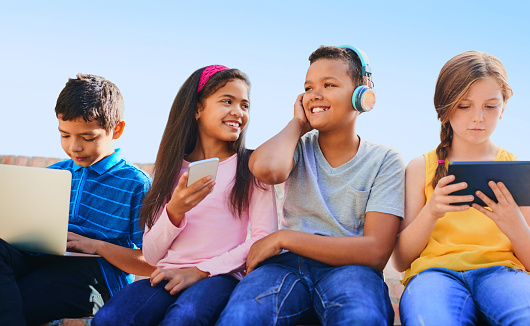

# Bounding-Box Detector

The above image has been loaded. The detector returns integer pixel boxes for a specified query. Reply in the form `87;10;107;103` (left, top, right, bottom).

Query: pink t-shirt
142;154;278;278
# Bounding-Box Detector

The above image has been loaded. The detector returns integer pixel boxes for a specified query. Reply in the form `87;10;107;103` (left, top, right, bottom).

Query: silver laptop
0;164;98;256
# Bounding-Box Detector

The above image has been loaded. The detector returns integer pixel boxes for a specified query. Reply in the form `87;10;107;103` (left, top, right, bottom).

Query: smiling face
58;115;123;167
196;78;249;145
449;77;505;146
302;58;358;132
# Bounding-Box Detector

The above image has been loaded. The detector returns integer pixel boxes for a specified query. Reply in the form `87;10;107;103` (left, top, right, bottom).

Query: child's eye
222;99;232;104
304;87;312;92
324;83;335;88
242;104;249;110
84;138;96;142
457;106;470;109
61;135;69;138
486;105;498;109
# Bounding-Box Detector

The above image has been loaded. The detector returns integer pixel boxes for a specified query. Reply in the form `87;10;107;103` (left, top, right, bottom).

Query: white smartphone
187;158;219;187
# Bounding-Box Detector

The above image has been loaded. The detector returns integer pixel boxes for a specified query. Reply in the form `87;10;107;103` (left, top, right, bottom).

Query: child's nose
70;140;83;152
472;108;484;122
309;90;323;101
231;107;244;118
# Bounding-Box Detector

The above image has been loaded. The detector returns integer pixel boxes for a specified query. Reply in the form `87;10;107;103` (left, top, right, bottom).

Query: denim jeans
0;238;108;326
92;274;238;326
217;252;394;326
400;266;530;326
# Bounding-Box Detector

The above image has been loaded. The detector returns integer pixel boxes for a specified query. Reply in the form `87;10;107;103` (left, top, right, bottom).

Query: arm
473;182;530;270
148;181;278;295
142;172;214;265
391;156;472;272
247;212;400;273
249;93;312;184
66;232;155;276
195;184;278;275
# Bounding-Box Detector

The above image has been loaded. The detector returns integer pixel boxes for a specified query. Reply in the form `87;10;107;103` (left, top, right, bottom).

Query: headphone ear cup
352;86;376;113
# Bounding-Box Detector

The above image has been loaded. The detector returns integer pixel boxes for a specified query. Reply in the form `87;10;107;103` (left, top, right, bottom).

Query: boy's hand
425;175;472;220
166;172;215;226
67;232;101;254
246;231;283;273
473;181;527;235
150;267;209;295
293;93;312;135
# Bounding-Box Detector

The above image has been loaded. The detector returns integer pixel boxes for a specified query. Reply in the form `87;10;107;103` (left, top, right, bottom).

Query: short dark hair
55;73;124;132
308;46;364;87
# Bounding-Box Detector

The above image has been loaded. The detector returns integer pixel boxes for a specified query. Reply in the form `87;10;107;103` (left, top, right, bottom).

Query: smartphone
187;158;219;187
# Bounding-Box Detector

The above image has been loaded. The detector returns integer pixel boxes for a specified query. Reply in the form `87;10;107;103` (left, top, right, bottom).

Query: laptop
448;161;530;206
0;164;98;256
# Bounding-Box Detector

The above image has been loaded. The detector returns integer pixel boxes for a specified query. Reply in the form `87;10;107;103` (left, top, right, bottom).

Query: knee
92;306;118;326
325;305;393;326
217;301;261;326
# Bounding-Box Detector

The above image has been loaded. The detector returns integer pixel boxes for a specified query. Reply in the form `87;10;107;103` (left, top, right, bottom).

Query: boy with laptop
0;74;154;325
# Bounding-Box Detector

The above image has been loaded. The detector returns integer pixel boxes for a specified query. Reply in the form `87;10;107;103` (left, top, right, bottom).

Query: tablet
447;161;530;206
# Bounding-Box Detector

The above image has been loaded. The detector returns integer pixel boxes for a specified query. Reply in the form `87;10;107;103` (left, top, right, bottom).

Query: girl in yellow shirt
392;51;530;325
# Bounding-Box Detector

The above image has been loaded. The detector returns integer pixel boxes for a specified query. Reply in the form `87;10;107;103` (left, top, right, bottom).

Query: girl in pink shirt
92;66;278;326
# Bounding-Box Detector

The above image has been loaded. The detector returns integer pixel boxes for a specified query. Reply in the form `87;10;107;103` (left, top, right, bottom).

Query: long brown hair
140;67;260;229
431;51;513;189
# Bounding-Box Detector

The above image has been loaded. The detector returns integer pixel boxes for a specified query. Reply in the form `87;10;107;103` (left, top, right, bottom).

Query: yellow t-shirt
402;148;526;285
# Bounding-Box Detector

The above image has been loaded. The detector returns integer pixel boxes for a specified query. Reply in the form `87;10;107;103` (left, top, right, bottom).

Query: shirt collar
72;148;124;174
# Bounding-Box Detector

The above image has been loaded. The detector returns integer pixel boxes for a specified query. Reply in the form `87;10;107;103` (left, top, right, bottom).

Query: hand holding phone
187;158;219;188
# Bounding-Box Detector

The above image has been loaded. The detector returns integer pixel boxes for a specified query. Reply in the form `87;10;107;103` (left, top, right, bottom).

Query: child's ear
196;103;204;120
112;121;126;140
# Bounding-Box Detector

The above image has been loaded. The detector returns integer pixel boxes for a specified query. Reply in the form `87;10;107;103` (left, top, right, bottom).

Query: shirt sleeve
366;149;405;219
195;183;278;276
142;206;189;266
130;178;151;248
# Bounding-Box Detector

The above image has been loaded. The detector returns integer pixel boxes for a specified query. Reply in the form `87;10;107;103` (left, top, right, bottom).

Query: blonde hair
431;51;513;189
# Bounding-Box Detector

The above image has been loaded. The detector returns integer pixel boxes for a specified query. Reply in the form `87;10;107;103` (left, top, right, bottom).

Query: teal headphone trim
338;45;376;113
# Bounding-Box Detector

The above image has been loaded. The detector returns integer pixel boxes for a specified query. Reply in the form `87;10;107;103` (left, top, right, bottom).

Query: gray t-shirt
281;130;405;237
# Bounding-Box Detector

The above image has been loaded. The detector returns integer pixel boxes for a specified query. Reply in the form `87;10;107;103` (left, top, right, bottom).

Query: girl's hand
293;93;312;135
246;231;282;273
473;181;527;235
66;232;101;254
150;267;209;295
166;172;215;226
425;175;473;219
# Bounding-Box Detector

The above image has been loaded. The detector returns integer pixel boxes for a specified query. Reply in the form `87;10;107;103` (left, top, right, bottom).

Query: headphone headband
338;45;372;77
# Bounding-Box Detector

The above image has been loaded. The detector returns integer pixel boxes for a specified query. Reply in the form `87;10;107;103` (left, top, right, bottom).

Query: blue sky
1;1;529;164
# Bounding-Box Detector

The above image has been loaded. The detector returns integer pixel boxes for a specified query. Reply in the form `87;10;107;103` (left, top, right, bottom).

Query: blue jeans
217;252;394;326
400;266;530;326
0;238;108;326
92;274;238;326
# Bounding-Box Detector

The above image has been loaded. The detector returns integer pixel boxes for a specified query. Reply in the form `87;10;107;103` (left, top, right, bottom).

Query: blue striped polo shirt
48;148;151;296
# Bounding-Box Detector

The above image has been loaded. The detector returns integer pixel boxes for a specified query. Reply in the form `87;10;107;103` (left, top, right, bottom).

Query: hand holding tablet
448;161;530;206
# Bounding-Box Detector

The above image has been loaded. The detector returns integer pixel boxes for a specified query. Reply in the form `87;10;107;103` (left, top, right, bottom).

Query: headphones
338;45;376;113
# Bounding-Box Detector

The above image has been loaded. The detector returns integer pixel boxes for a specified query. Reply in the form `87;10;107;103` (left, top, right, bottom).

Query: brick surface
30;156;48;167
15;156;30;166
138;163;154;177
392;302;401;325
1;155;16;165
46;157;64;166
392;282;404;299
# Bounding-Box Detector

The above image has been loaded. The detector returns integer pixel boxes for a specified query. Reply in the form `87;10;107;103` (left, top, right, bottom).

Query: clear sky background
1;1;529;165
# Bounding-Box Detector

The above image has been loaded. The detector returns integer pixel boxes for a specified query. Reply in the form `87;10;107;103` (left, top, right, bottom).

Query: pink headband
198;65;229;92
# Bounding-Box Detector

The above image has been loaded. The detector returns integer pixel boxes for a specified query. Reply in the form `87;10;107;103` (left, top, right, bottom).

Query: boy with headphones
217;45;404;325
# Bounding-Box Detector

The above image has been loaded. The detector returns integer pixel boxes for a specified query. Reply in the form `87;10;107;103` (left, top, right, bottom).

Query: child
0;74;154;326
217;46;405;326
92;65;278;325
392;51;530;325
